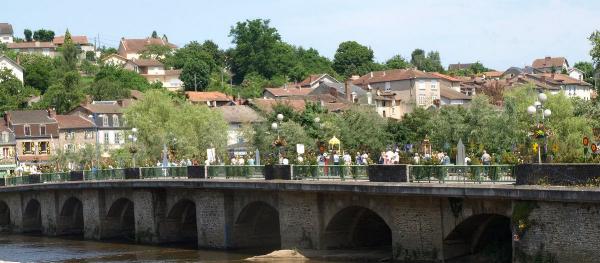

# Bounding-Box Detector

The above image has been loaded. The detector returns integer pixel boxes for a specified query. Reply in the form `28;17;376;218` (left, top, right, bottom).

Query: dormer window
40;125;46;136
24;125;31;136
102;115;109;127
113;115;120;127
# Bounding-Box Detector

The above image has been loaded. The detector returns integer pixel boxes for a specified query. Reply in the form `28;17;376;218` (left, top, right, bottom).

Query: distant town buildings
0;23;14;44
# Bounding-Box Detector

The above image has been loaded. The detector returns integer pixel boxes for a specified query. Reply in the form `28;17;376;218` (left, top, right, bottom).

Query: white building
0;55;23;83
0;23;13;44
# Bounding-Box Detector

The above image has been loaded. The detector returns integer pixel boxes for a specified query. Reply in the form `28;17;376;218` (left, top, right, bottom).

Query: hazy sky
5;0;600;70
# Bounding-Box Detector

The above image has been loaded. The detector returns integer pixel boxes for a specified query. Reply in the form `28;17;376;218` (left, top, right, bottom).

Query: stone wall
516;201;600;263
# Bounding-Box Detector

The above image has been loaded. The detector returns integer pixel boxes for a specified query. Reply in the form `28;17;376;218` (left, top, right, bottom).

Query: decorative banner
583;137;590;146
296;144;305;154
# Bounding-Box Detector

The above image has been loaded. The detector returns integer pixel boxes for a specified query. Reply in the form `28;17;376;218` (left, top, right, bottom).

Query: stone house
352;68;444;119
54;115;96;153
7;41;57;57
68;101;131;154
0;122;16;176
0;55;24;83
0;23;13;44
5;110;59;167
531;56;569;73
53;35;96;59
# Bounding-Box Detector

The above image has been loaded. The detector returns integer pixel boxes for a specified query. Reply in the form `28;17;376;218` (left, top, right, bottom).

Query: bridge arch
0;200;10;230
23;199;42;233
164;199;197;245
443;213;512;262
233;201;281;249
321;205;392;251
58;197;84;236
105;198;135;241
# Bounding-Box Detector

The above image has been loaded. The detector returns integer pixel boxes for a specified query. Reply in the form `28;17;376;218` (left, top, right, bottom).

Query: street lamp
527;93;552;164
128;128;138;167
272;113;284;163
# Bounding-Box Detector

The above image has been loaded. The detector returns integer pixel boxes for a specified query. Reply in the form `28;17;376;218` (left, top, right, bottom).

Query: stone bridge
0;180;599;262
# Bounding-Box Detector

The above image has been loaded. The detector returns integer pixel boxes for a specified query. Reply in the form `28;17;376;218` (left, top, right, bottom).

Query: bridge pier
195;190;232;248
82;190;103;239
279;192;321;249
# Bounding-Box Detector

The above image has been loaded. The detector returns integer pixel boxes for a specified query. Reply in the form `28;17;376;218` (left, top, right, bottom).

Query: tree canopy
332;41;376;78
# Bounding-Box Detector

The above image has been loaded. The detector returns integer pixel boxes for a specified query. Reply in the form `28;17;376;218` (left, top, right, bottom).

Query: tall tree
60;30;80;71
410;49;444;72
385;55;411;70
0;69;36;113
229;19;283;83
38;71;85;114
20;54;55;93
32;29;55;42
23;29;32;42
139;44;172;60
332;41;375;78
589;30;600;70
181;59;210;91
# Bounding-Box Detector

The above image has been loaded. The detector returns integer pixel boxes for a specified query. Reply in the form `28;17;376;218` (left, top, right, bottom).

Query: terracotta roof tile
120;38;177;54
54;115;95;129
186;91;232;102
532;57;567;69
53;35;89;45
7;42;55;49
264;87;313;97
430;72;462;82
440;86;471;100
0;23;13;35
352;68;439;86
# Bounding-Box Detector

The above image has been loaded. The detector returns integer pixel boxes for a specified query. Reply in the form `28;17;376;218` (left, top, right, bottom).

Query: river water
0;234;264;262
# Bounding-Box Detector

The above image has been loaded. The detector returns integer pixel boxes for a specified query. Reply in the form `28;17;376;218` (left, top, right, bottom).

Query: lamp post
128;128;138;167
272;113;284;163
527;93;552;164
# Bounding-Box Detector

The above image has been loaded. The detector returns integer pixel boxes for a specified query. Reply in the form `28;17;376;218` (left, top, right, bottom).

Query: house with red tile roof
186;91;234;107
531;56;569;73
0;23;14;44
118;37;177;60
4;109;59;167
7;41;56;57
54;115;96;153
53;35;96;58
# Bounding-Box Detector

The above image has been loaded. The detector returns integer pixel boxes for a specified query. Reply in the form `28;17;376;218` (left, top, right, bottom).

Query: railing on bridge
1;164;515;186
409;165;515;183
292;165;368;180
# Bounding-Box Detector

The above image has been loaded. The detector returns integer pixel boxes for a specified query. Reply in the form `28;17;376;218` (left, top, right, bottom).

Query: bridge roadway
0;179;598;262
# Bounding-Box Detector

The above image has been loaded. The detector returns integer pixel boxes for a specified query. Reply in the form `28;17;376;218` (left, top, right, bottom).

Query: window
418;94;426;106
66;131;75;140
113;115;120;127
102;115;109;127
115;132;122;144
24;125;31;136
104;133;110;144
40;125;46;136
430;80;438;90
38;142;49;154
1;132;7;143
64;144;75;152
85;131;94;139
2;148;8;159
418;80;425;90
432;95;438;102
23;142;34;154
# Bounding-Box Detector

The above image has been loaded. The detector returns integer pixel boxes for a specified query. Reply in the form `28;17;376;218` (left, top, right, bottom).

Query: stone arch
233;201;281;249
58;197;84;236
162;199;197;245
443;213;512;262
104;198;135;241
0;200;10;231
23;199;42;233
321;205;392;251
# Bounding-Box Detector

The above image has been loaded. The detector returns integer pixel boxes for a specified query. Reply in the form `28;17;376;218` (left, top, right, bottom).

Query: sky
5;0;600;70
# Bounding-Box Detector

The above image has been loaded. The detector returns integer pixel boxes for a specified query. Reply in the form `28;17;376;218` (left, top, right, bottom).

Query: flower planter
264;165;291;180
187;166;205;179
124;168;140;180
69;171;84;181
367;165;408;182
515;164;600;185
26;174;40;184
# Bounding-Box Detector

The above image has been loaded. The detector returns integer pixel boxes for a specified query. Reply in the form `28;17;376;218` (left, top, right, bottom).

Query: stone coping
1;179;600;203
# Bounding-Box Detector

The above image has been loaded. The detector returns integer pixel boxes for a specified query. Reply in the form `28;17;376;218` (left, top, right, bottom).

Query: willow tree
124;90;228;162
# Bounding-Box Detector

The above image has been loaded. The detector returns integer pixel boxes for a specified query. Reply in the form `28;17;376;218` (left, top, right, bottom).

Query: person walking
481;150;492;165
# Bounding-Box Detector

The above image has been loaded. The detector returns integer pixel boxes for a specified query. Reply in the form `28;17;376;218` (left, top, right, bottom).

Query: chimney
350;75;360;80
47;108;56;118
382;71;386;77
35;41;40;47
545;56;551;60
369;72;373;78
117;100;123;107
345;80;352;101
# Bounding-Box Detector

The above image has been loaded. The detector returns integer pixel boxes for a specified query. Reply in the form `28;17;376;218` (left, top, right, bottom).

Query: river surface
0;234;267;263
